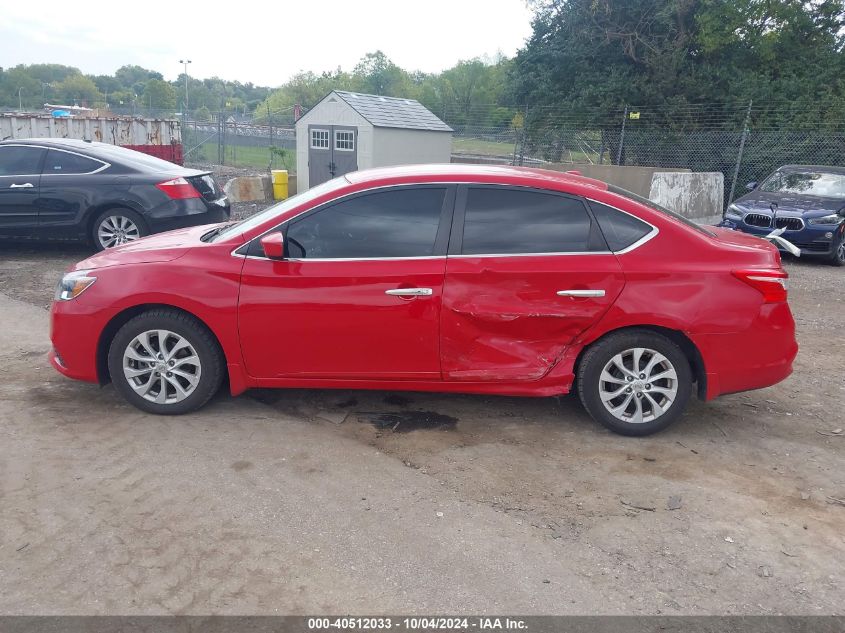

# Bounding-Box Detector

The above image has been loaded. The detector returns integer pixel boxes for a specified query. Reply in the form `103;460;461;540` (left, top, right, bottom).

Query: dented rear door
440;185;625;382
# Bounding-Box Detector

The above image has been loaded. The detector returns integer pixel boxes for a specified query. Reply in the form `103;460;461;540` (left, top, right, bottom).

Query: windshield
607;185;715;236
759;170;845;199
211;177;349;242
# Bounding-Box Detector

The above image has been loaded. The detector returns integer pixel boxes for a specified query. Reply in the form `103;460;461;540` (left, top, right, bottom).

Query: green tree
54;74;102;105
142;78;176;111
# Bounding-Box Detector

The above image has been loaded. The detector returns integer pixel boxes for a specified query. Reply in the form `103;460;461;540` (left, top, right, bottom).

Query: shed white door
308;125;358;187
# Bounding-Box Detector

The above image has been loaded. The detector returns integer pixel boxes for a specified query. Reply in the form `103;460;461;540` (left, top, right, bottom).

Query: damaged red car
50;165;798;435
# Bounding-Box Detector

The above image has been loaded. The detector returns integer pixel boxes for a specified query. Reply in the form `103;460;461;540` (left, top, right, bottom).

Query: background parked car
722;164;845;266
0;139;230;251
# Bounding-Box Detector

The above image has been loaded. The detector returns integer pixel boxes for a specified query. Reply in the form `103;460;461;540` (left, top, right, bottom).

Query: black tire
827;229;845;267
577;329;692;436
107;309;224;415
91;207;148;252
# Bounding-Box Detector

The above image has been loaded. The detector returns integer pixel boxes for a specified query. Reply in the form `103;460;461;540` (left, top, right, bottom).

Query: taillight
732;269;789;303
156;177;201;199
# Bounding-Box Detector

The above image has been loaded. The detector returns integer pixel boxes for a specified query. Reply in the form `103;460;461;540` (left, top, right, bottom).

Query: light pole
17;87;23;112
179;59;192;114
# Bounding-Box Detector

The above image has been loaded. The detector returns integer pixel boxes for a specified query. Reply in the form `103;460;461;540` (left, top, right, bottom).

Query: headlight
55;270;97;301
725;204;743;220
807;214;843;225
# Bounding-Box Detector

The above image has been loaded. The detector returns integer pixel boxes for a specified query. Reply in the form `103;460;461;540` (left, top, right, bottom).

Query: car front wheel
828;229;845;267
107;310;224;415
577;330;692;436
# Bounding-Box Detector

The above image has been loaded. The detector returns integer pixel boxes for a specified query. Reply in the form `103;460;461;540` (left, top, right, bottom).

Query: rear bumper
146;197;231;233
693;302;798;400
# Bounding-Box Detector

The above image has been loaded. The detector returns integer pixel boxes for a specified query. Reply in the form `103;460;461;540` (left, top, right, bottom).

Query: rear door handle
9;182;34;188
385;288;433;297
557;289;606;297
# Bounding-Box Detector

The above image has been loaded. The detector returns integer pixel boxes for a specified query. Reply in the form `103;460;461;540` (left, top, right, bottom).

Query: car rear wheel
107;310;224;415
577;330;692;436
92;208;147;251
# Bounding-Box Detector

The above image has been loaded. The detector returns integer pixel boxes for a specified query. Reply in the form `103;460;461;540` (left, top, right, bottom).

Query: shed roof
308;91;453;132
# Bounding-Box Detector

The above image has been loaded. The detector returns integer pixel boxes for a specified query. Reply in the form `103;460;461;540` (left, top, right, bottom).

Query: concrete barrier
547;164;691;198
223;175;273;203
649;172;724;225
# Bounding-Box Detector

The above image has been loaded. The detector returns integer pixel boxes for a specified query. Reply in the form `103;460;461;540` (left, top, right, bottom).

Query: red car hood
72;224;216;271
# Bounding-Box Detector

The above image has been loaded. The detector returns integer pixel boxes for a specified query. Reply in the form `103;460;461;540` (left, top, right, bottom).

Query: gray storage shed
295;90;453;191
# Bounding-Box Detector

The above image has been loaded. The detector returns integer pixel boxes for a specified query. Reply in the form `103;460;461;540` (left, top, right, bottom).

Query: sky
0;0;535;86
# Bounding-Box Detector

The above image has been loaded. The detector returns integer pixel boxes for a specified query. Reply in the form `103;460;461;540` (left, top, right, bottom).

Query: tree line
2;0;843;132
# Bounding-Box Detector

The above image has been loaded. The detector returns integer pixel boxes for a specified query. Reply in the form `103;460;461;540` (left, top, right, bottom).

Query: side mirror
746;181;758;191
260;232;285;259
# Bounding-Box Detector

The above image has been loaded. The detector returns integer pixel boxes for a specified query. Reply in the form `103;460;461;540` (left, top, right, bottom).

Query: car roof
775;164;845;174
0;137;192;173
343;163;609;193
0;137;107;151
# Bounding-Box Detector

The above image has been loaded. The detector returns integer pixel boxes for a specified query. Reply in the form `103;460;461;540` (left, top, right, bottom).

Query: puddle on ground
383;394;413;406
356;411;458;433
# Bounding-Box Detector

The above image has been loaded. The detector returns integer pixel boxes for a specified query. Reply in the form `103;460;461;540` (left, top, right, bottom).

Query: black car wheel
577;329;692;436
107;309;224;415
92;208;147;251
828;230;845;267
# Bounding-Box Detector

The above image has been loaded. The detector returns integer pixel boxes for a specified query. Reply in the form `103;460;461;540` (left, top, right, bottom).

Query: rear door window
286;187;448;259
589;201;653;251
0;146;45;176
459;187;604;255
43;149;105;175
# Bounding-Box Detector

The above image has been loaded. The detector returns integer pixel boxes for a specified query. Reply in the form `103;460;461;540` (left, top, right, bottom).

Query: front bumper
50;298;115;384
721;219;842;256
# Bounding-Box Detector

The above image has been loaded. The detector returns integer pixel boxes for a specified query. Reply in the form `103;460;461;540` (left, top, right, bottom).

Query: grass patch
453;137;516;157
185;143;295;171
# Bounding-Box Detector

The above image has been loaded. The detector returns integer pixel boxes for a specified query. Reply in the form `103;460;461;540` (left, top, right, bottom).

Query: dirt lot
0;241;843;615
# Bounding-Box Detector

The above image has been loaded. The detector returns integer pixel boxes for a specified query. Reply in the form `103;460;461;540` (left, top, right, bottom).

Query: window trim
231;183;661;261
334;130;355;152
0;143;110;177
310;128;330;150
448;184;611;257
238;183;456;261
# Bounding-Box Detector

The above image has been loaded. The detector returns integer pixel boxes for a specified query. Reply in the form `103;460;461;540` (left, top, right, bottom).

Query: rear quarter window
589;201;653;252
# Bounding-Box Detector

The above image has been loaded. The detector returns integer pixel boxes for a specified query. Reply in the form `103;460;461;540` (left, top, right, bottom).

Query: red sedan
50;165;798;435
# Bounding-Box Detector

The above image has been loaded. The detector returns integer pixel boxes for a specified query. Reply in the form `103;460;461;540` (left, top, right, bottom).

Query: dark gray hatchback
0;138;230;251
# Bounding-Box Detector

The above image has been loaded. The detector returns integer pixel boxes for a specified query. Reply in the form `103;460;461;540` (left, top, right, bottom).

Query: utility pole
726;100;753;215
616;106;628;165
17;87;23;112
518;104;529;166
179;59;192;113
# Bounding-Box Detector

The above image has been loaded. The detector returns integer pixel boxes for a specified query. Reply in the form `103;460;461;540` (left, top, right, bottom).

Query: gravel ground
0;242;842;615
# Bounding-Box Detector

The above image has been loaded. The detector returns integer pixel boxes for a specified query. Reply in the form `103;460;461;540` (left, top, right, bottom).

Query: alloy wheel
598;347;678;424
122;330;202;404
98;215;140;249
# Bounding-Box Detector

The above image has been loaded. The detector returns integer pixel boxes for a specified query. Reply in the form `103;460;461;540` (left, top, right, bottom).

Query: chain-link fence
449;102;845;209
5;100;843;211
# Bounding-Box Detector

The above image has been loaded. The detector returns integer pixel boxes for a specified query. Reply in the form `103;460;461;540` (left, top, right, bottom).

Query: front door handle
385;288;433;297
557;289;606;298
9;182;34;188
